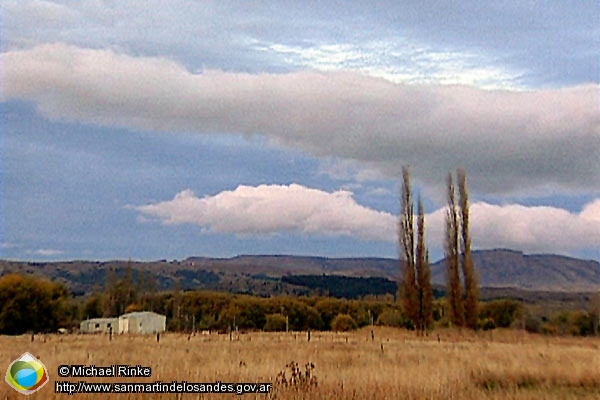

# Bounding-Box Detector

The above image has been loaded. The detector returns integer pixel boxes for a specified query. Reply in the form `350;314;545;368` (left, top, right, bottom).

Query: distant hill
0;249;599;296
430;249;600;291
185;255;399;278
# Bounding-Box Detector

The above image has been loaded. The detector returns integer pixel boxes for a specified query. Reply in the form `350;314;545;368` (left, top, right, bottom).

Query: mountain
0;249;599;295
429;249;600;291
185;255;398;278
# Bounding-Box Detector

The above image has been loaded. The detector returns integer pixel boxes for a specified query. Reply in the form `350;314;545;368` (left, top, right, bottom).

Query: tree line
1;272;599;336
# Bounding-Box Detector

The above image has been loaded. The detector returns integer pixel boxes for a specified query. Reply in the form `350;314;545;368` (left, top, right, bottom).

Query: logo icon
5;352;49;395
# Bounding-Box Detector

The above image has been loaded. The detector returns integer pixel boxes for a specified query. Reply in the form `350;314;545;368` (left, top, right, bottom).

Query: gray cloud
2;44;599;197
3;0;596;84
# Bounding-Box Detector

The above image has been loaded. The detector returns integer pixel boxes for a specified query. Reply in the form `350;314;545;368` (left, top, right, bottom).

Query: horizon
3;248;599;265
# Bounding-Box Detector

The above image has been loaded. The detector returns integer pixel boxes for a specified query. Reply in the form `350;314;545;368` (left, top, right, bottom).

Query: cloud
256;40;526;89
32;248;63;256
134;184;396;241
3;0;78;31
426;199;600;255
2;44;599;197
137;186;600;255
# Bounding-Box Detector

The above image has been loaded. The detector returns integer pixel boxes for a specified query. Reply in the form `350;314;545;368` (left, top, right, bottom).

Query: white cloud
256;40;526;89
1;44;598;197
426;200;600;255
135;184;396;241
32;248;63;256
135;183;600;255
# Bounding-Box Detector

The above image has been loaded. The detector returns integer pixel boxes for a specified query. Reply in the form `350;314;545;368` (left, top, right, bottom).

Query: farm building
118;311;166;334
80;318;118;334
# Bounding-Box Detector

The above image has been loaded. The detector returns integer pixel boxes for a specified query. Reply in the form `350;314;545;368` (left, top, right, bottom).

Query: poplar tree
458;169;478;329
416;195;433;332
445;172;464;326
399;166;419;327
399;166;433;332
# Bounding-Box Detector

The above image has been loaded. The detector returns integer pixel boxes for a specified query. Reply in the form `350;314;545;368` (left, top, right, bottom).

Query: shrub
264;313;288;332
569;311;594;336
315;298;346;328
479;300;523;328
479;317;496;331
0;274;74;334
524;314;542;334
331;314;357;332
375;309;406;328
541;323;558;335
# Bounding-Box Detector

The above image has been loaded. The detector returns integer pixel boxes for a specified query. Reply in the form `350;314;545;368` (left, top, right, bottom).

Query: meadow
1;328;599;399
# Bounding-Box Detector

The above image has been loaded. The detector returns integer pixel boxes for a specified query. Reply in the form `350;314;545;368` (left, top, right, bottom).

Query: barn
118;311;166;334
80;318;118;334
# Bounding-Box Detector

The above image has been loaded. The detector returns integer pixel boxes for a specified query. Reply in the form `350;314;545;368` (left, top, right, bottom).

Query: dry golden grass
1;328;599;399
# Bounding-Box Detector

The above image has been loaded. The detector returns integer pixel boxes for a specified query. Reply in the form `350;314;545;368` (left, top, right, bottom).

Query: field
1;328;599;399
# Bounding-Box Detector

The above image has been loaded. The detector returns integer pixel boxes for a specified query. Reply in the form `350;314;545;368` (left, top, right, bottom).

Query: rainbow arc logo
5;352;49;395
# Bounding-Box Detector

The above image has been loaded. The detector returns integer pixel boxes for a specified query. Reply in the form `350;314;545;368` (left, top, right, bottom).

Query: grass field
1;328;599;399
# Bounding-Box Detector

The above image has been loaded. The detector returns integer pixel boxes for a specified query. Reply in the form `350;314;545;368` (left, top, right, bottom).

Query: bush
331;314;357;332
0;274;73;334
264;314;288;332
315;298;346;328
524;314;542;334
375;309;406;328
479;300;523;328
541;323;558;335
569;311;594;336
479;318;496;331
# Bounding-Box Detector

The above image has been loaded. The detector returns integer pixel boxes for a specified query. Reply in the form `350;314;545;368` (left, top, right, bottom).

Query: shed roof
82;318;117;323
119;311;164;318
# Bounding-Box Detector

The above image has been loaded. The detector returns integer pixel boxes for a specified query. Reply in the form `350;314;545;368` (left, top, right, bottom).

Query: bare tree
399;166;419;328
445;172;464;327
458;168;478;329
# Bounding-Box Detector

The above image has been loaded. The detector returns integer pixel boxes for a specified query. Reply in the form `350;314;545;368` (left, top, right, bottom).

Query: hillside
0;249;599;296
429;249;600;291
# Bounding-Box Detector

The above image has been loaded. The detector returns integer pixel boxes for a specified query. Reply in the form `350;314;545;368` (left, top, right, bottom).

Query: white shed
80;318;118;334
118;311;166;334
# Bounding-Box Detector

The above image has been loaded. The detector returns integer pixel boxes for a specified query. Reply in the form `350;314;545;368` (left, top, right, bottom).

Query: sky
1;0;599;262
